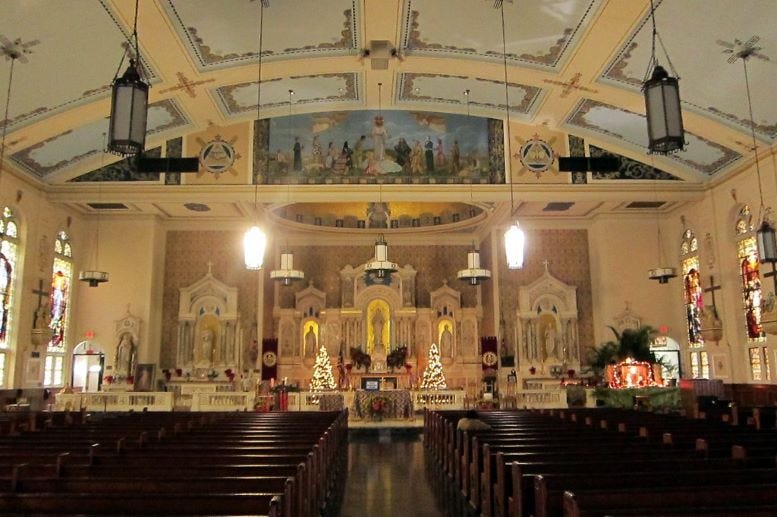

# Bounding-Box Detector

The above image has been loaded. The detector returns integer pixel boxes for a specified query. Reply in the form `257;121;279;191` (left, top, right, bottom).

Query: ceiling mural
10;99;189;178
259;110;502;185
215;73;360;118
566;99;741;177
162;0;360;71
400;0;602;70
397;73;543;119
601;0;777;141
0;0;158;133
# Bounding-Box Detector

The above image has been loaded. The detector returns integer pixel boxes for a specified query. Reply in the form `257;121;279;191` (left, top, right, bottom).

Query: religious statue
199;328;214;364
372;308;385;351
304;325;317;358
544;325;558;360
440;324;453;358
115;332;135;377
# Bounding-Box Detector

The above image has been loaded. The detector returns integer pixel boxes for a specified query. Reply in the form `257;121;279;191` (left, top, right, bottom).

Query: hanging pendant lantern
270;251;305;285
457;248;491;285
504;222;525;269
365;235;398;278
757;220;777;264
643;65;684;155
244;225;267;270
108;59;148;156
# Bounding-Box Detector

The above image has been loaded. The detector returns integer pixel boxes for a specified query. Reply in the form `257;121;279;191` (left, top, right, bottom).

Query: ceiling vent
543;202;574;212
87;202;129;210
626;201;666;209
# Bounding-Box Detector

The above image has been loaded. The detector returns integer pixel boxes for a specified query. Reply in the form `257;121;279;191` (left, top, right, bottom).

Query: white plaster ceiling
0;0;775;222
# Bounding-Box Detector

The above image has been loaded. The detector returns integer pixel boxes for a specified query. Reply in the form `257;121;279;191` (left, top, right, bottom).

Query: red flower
175;368;183;377
529;366;537;375
103;375;114;384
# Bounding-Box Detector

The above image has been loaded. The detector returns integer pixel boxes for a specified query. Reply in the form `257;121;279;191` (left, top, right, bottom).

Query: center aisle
337;429;445;517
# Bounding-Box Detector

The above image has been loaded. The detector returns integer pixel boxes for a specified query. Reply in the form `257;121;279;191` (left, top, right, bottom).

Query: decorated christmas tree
420;343;447;389
310;345;336;391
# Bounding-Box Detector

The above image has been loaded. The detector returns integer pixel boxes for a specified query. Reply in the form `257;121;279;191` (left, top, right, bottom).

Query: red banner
480;336;498;372
261;338;278;381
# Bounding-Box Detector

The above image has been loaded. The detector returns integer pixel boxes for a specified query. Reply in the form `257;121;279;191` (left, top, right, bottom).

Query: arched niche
176;269;242;372
516;264;579;373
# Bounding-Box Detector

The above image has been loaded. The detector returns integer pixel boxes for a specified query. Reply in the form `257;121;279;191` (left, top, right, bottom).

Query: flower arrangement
224;369;235;382
126;375;134;384
162;369;172;381
103;375;114;385
369;395;390;418
529;366;536;375
175;368;183;377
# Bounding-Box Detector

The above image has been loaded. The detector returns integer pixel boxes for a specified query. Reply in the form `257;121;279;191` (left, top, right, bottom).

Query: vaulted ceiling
1;0;775;224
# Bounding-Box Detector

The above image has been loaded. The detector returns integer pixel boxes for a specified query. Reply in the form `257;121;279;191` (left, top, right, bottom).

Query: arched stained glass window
733;204;764;341
45;231;73;386
680;229;703;349
0;207;20;386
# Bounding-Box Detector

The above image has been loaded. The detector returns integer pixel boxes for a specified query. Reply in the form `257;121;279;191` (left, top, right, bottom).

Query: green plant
589;325;658;375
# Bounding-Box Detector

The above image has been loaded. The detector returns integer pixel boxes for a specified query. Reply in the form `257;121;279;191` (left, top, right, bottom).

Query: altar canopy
516;264;580;374
175;270;244;374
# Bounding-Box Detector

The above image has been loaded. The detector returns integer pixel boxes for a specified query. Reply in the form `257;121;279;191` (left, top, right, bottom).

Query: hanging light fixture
270;250;305;285
496;2;525;269
457;246;491;285
642;0;685;155
730;43;777;265
243;0;269;270
364;234;398;279
107;0;148;156
647;157;676;284
79;134;110;287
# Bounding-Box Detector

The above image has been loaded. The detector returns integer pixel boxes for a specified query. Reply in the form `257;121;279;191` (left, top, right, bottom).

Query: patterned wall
498;229;594;355
273;244;479;312
479;232;496;336
161;231;262;368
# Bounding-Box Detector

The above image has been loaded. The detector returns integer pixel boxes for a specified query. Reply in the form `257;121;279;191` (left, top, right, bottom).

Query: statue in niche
115;332;135;378
544;325;558;360
304;325;317;358
199;328;214;364
440;324;453;358
372;308;386;352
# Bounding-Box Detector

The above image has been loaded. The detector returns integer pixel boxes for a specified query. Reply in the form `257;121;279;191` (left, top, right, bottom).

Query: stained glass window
750;347;763;381
699;351;709;379
690;352;700;378
738;236;764;340
0;207;19;387
735;205;753;235
680;229;704;348
681;257;703;348
44;231;73;387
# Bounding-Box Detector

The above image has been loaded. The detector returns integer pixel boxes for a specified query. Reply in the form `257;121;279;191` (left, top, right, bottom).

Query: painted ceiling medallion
516;134;556;177
197;135;240;177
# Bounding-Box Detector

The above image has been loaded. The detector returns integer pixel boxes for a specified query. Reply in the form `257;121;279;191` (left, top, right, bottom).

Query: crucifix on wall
31;278;49;329
703;275;722;308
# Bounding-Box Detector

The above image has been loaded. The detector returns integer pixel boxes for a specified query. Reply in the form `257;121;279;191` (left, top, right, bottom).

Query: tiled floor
338;429;446;517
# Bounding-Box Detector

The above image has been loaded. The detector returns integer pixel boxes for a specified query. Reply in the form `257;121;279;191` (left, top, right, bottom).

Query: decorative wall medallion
197;135;240;177
262;351;277;367
517;134;555;177
482;351;498;366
